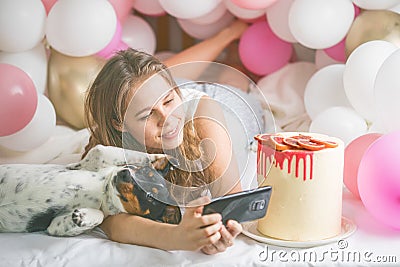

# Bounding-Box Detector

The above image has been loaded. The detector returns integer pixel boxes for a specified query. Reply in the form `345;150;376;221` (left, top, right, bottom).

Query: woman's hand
171;196;224;251
200;219;243;255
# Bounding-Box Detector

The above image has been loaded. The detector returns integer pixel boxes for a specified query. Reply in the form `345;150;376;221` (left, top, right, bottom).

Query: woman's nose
156;106;170;126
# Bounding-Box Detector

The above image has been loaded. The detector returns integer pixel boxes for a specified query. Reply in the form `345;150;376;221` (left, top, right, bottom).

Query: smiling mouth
161;124;179;139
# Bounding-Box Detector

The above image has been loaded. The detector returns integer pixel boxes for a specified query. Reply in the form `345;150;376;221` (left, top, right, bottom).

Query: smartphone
202;186;272;224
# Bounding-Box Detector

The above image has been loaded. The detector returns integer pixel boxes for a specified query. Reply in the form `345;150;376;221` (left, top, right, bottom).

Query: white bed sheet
1;190;399;267
1;125;400;267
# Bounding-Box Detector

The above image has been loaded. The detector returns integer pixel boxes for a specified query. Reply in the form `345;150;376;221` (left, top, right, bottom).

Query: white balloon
304;64;352;119
188;2;227;25
46;0;117;57
315;49;342;69
0;95;56;151
0;0;46;52
374;49;400;132
266;0;297;43
343;40;397;122
159;0;222;19
177;12;234;40
288;0;354;49
309;106;368;146
352;0;400;10
224;0;266;20
0;43;48;94
122;15;156;55
133;0;165;16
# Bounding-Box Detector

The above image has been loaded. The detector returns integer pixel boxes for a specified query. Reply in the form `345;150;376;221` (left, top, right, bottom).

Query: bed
1;186;399;267
1;64;399;266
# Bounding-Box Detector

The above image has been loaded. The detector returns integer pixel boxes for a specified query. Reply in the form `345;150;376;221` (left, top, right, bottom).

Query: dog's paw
72;208;104;228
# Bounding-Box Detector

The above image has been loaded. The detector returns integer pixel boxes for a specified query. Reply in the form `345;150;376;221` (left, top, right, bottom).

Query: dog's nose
116;169;133;184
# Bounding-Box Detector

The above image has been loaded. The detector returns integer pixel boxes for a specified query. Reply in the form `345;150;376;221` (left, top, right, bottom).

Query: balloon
122;15;156;55
314;50;342;69
0;95;56;151
343;40;397;123
46;0;117;57
159;0;221;19
239;21;293;76
41;0;57;14
345;10;400;57
224;0;266;20
374;49;400;133
323;4;361;61
304;64;352;120
323;38;346;63
177;12;234;40
0;64;38;137
97;20;129;59
266;0;297;43
309;106;368;146
344;133;382;199
188;2;227;25
0;0;46;52
358;131;400;230
0;43;48;94
133;0;166;17
288;0;354;49
352;0;400;10
47;49;106;129
108;0;134;22
230;0;277;10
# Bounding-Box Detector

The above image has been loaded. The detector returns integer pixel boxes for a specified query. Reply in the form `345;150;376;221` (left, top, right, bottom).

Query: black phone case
202;186;272;224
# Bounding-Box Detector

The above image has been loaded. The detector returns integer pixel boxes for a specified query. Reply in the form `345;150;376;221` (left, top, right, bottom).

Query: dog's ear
151;155;178;177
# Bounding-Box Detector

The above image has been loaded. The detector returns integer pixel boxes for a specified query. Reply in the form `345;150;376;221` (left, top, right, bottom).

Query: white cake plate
241;217;357;248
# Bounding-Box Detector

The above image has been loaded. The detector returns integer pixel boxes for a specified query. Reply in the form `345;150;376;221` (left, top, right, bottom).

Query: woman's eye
140;112;152;121
165;98;174;104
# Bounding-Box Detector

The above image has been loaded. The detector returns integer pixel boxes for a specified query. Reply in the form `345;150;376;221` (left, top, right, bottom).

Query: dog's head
104;157;181;224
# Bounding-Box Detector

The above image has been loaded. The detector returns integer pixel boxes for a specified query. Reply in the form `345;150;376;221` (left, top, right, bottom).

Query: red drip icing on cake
257;143;314;181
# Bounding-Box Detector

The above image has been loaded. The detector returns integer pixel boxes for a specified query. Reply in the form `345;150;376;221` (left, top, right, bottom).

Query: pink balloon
323;4;361;62
97;20;128;59
230;0;278;10
358;131;400;230
239;21;293;76
41;0;57;14
323;38;346;62
177;11;234;40
344;133;383;199
108;0;134;22
133;0;166;17
0;64;38;137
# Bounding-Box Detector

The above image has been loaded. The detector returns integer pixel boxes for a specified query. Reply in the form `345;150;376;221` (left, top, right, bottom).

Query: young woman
83;20;248;255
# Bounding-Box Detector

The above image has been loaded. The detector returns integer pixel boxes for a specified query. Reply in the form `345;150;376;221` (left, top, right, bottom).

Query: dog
0;145;181;237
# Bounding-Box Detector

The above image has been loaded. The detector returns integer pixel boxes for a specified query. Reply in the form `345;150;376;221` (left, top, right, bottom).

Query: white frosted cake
255;132;344;241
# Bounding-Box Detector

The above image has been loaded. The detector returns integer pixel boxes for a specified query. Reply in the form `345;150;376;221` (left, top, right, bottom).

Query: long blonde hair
84;49;211;190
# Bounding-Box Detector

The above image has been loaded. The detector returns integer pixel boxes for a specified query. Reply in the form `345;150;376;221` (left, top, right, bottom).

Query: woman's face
123;74;185;152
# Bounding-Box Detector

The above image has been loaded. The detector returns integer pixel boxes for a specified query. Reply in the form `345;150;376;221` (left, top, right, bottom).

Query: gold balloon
47;49;105;129
345;10;400;58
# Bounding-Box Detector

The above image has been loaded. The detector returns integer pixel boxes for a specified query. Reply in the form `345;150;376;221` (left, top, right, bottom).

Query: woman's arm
163;20;248;80
194;95;242;196
164;20;248;67
100;197;224;251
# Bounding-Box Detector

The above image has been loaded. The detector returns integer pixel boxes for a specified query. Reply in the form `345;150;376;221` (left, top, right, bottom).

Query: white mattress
1;190;399;267
1;125;399;267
